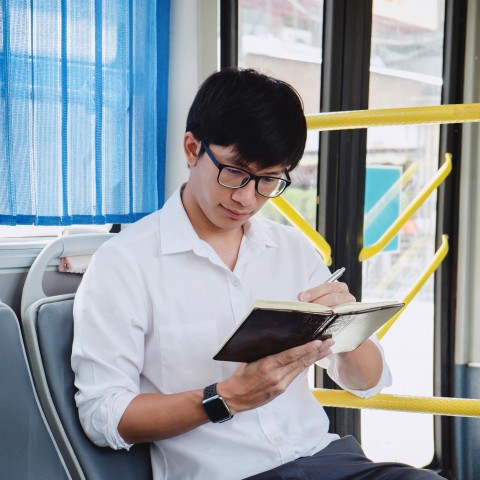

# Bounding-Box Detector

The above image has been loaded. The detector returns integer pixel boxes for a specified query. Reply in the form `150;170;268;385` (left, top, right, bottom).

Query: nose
231;179;257;206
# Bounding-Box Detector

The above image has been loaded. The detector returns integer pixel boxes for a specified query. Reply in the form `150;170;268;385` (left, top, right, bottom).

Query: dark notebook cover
213;300;404;363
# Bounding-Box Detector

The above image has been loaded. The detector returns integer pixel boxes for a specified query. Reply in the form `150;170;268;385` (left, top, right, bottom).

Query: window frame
226;0;467;476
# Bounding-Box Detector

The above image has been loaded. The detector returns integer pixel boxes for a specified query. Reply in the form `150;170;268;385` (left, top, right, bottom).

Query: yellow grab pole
360;153;452;261
376;234;449;340
306;103;480;131
270;196;332;266
312;388;480;417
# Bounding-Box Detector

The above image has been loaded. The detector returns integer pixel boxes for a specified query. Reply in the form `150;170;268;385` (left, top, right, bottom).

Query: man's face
183;134;287;234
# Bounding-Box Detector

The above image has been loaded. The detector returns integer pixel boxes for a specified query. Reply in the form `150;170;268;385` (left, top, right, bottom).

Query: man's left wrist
202;383;234;423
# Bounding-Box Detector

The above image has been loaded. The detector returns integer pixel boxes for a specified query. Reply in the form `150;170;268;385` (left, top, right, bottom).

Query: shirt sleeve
316;335;392;398
290;231;392;398
71;242;148;449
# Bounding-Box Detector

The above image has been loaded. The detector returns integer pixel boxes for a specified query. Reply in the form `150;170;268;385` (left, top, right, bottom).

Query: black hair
185;68;307;171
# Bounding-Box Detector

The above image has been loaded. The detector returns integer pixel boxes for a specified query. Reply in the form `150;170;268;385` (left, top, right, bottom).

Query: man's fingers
272;338;334;371
298;282;355;306
298;281;350;302
295;339;334;370
224;338;335;412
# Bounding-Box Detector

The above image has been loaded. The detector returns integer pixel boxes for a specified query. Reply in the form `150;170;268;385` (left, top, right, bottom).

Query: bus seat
20;235;152;480
0;302;69;480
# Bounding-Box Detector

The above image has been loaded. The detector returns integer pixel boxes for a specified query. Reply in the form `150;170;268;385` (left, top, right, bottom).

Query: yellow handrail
268;162;420;268
290;106;476;418
312;388;480;417
306;103;480;131
359;153;452;261
376;234;449;340
270;196;332;266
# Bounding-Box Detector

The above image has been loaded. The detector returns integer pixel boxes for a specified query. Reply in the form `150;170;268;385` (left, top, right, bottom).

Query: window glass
238;0;324;227
361;0;445;467
239;2;446;466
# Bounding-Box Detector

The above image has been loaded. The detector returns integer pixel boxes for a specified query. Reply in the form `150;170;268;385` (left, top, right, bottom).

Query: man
72;68;444;479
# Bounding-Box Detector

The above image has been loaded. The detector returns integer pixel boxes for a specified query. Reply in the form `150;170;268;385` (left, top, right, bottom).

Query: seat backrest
35;298;153;480
21;235;152;480
0;302;69;480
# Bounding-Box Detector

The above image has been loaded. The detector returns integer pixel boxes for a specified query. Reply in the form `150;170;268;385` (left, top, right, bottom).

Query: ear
184;132;201;167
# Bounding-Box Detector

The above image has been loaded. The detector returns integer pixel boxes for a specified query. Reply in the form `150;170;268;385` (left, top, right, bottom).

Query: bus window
361;0;445;467
238;0;324;229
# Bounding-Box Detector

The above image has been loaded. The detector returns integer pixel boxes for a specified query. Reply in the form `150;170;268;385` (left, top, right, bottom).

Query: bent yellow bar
360;153;452;261
376;234;449;340
312;388;480;417
306;103;480;131
270;196;332;266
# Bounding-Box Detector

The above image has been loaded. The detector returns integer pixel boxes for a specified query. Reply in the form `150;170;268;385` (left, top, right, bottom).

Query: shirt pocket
158;321;224;393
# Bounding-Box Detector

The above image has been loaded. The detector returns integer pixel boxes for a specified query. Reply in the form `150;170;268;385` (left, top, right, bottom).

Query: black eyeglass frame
200;141;291;198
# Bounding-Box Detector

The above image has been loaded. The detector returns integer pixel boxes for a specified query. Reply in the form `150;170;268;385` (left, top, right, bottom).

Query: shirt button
232;279;239;287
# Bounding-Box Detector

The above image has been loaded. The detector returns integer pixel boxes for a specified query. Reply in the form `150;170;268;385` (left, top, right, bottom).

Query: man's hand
297;281;355;307
298;281;384;391
217;338;334;414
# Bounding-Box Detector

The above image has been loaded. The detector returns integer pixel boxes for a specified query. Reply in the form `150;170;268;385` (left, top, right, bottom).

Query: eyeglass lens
218;167;287;198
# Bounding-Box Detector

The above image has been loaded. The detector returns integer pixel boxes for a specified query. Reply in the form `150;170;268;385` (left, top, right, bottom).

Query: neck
206;226;244;271
181;184;245;270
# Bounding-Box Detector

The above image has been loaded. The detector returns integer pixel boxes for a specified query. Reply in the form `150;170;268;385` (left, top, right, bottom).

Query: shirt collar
242;215;277;249
159;186;201;254
159;186;277;255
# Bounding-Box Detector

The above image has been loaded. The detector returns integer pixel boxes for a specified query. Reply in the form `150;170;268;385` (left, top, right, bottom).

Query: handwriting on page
299;313;334;338
322;315;353;335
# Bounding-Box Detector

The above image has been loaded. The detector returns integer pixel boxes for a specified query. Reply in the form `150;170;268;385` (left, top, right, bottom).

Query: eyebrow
223;156;286;177
233;162;285;177
206;144;287;177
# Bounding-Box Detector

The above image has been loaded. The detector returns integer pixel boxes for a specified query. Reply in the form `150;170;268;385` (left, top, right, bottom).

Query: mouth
222;205;252;220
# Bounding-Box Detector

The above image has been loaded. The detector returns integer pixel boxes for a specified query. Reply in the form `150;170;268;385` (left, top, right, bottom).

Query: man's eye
261;177;277;184
225;167;245;176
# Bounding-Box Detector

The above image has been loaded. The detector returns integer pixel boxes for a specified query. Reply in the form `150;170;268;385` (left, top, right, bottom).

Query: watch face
203;395;233;423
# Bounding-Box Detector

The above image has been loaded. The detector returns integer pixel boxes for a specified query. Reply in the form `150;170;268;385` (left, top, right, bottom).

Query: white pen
325;267;346;283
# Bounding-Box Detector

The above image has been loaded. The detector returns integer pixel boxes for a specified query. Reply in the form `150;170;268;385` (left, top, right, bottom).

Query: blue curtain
0;0;170;225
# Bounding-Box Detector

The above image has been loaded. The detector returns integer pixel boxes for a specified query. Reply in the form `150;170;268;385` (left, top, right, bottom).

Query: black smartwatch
202;383;233;423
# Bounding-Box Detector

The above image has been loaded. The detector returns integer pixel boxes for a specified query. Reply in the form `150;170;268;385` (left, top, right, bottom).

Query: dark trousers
244;436;447;480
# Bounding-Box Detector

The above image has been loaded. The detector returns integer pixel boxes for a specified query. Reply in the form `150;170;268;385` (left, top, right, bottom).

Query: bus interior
1;1;480;479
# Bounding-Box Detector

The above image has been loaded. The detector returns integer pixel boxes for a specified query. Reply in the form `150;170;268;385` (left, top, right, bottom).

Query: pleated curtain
0;0;170;225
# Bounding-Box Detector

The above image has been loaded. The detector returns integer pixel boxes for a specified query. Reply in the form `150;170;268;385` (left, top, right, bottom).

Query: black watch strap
203;383;218;400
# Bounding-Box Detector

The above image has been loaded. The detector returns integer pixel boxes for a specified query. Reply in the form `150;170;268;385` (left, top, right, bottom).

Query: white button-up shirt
72;188;391;480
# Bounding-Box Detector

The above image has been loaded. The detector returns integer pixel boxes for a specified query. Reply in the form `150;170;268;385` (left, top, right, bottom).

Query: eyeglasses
201;141;291;198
